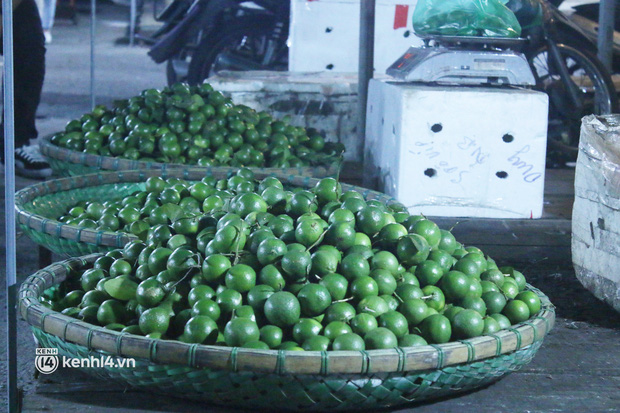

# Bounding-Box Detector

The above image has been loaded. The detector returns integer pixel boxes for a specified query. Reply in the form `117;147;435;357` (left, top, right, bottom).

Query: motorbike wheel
528;43;618;164
187;23;287;85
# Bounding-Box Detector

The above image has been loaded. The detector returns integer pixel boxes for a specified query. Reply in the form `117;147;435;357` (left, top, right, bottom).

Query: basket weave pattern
20;255;555;410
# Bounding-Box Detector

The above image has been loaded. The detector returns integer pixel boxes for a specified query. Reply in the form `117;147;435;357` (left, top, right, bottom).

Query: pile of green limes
44;169;541;350
49;82;344;168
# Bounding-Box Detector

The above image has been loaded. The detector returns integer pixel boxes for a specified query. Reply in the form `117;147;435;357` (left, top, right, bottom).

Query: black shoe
15;145;52;179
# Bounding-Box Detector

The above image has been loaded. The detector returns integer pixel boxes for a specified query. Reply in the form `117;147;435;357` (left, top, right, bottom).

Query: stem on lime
306;228;328;252
333;297;354;303
393;292;404;303
420;294;434;300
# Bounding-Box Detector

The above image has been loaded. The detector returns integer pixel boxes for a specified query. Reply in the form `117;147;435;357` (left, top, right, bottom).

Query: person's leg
41;0;57;43
4;0;51;178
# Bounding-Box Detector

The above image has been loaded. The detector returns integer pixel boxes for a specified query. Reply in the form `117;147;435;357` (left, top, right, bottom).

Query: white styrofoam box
289;0;422;74
209;71;362;161
572;115;620;313
364;79;549;218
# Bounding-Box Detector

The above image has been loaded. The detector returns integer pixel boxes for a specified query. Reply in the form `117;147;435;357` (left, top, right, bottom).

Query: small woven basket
19;255;555;411
15;169;400;257
39;135;342;178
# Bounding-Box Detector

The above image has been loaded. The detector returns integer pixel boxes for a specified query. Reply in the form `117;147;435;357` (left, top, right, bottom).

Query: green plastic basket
16;169;401;257
39;135;342;178
19;255;555;411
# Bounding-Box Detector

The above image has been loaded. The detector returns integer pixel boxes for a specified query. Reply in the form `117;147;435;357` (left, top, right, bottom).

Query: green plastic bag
412;0;522;38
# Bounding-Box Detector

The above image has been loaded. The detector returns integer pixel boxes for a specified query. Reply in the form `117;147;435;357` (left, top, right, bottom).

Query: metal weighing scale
387;35;536;86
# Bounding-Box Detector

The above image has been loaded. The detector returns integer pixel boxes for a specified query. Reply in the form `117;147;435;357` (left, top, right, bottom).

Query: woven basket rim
15;169;399;248
18;253;555;375
39;134;343;176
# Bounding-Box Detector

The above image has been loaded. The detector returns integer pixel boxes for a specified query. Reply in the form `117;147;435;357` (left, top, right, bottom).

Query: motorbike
562;0;620;73
507;0;618;164
148;0;289;85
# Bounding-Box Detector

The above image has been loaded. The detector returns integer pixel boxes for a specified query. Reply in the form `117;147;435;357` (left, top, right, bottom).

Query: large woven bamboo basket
39;135;342;178
20;254;555;411
16;169;399;257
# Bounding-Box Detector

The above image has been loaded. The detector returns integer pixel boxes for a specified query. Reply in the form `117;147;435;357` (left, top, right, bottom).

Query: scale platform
387;35;536;86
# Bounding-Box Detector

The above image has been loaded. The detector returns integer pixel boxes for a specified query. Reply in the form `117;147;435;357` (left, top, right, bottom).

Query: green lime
440;271;471;302
467;279;483;299
81;290;109;307
502;300;530;324
181;315;218;344
419;314;452;344
370;269;397;295
370;251;400;275
264;291;301;327
225;264;256;293
232;192;268;218
459;296;487;316
376;223;408;248
109;259;132;277
288;191;318;217
340;253;371;281
297;284;332;317
378;311;409;338
319;273;348;301
294;219;325;247
396;235;430;266
80;269;106;292
292;318;323;343
453;257;482;279
394;284;424;302
490;313;511;330
136;279;166;307
324;222;356;251
191;299;221;321
354;232;372;247
483;317;501;334
224;318;260;346
202;254;232;283
515;291;541;315
501;280;519;299
139;306;170;335
481;280;500;294
328;208;355;225
216;289;243;314
357;296;389;317
281;250;312;283
258;265;286;291
356;206;387;236
148;247;173;275
332;333;365;351
410;219;441;249
480;269;505;288
509;271;527;292
415;260;444;287
242;341;270;350
399;334;428;347
438;229;457;254
350;313;378;336
313;178;342;204
323;321;352;341
260;325;283;349
364;327;398;349
428;249;454;275
442;305;464;324
452;309;484;339
399;299;429;326
302;335;331;351
482;291;507;315
324;302;356;324
311;250;340;277
247;284;275;313
350;276;379;301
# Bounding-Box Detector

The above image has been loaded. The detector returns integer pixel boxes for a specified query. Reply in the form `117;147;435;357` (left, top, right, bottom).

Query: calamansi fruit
364;327;398;349
264;291;301;327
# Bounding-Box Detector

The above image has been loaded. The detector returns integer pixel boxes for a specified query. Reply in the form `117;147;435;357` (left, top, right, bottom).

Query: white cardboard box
289;0;422;74
365;79;549;218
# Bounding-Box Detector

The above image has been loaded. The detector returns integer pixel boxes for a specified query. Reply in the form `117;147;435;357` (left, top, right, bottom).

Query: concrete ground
1;1;620;412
